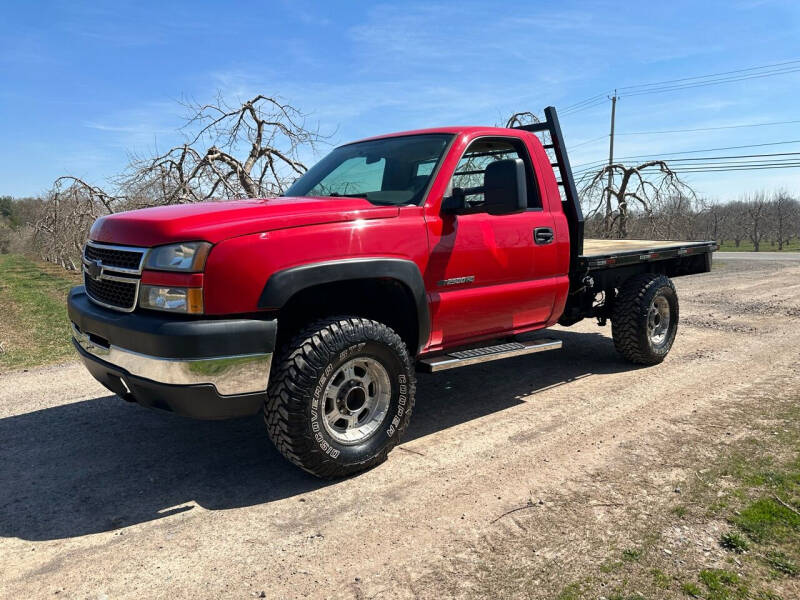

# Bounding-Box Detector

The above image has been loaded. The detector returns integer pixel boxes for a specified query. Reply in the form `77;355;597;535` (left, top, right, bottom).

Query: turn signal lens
139;285;204;314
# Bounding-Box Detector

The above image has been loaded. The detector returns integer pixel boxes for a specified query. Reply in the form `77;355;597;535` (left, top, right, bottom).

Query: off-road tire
611;273;679;365
264;316;416;478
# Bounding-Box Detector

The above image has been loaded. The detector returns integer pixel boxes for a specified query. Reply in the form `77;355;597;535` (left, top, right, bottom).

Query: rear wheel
611;273;679;365
264;316;415;478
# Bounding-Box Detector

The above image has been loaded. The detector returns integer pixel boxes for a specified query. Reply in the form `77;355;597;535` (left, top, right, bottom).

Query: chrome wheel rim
648;294;671;347
321;356;391;445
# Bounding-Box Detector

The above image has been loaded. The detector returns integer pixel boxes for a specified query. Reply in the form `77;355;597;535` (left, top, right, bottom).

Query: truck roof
350;126;524;145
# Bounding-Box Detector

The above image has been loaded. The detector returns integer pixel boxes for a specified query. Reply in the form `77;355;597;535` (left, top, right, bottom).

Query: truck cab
68;107;715;478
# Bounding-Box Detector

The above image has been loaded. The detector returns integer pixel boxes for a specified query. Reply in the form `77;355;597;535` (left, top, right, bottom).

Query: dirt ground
1;255;799;599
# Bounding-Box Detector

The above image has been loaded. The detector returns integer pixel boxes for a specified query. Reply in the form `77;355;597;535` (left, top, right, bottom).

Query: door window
450;138;541;209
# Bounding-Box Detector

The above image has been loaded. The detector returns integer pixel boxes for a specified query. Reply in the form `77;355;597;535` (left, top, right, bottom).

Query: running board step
418;338;563;373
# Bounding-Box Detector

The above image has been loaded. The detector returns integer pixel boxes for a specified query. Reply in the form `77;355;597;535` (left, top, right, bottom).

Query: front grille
84;273;138;310
84;243;145;271
83;241;147;312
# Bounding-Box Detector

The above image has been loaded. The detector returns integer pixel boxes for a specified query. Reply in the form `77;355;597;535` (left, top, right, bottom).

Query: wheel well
275;278;420;355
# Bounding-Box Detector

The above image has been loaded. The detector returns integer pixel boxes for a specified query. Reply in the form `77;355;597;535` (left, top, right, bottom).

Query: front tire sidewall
309;340;411;466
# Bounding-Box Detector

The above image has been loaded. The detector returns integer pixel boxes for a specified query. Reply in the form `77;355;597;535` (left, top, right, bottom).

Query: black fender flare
258;258;430;354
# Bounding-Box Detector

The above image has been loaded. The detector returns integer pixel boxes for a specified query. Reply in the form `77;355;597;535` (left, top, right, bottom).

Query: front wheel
611;273;679;365
264;317;416;478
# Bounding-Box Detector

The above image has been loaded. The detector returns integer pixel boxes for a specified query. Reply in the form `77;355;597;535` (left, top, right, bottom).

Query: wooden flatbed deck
582;239;710;256
579;239;717;271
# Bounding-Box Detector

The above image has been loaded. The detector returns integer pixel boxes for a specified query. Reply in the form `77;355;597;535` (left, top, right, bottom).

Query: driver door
424;137;559;348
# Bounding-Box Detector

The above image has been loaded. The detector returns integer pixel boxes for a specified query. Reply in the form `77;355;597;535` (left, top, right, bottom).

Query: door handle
534;227;554;245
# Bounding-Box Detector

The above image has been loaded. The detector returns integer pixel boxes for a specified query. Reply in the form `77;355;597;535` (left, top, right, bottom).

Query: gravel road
715;251;800;261
2;256;799;599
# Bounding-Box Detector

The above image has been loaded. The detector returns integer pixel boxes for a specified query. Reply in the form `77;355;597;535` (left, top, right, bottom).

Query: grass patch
697;568;746;599
673;505;689;518
599;559;624;573
734;498;800;543
556;582;583;600
719;531;749;553
682;581;703;597
651;568;670;589
0;253;79;370
763;551;798;576
622;547;642;562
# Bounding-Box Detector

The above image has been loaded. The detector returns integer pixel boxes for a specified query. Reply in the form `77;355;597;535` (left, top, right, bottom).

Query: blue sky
1;0;799;200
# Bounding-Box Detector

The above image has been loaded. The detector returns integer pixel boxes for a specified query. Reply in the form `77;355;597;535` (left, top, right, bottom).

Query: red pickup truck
68;107;716;478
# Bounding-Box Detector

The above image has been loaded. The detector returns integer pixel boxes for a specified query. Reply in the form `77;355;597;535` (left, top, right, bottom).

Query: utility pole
605;90;618;236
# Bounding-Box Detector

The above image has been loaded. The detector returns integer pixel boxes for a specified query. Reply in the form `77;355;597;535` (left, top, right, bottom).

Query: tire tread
264;316;415;478
611;273;678;365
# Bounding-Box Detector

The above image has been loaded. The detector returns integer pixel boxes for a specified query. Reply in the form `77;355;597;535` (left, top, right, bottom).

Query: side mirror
441;187;466;214
483;158;528;215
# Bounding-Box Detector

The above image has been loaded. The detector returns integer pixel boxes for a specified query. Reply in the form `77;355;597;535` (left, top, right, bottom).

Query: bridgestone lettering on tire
611;273;679;365
264;316;416;478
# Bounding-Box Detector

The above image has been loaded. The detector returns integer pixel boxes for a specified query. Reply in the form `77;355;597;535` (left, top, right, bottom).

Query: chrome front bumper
71;324;272;396
68;286;277;418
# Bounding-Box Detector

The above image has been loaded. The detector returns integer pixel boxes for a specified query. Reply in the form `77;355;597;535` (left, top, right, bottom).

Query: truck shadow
0;329;635;541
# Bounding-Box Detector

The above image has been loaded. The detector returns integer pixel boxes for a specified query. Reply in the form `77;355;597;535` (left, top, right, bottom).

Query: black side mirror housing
441;187;466;214
483;158;527;215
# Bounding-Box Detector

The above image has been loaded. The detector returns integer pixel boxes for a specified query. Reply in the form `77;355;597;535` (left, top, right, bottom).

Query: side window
450;139;541;209
308;156;386;197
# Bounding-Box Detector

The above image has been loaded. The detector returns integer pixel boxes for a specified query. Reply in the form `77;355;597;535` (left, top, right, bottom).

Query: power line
557;59;800;181
619;66;800;98
565;58;800;106
575;163;800;178
657;164;800;173
652;150;800;163
561;97;610;116
572;150;800;178
571;139;800;170
617;58;800;92
558;58;800;120
668;160;800;169
572;140;800;173
573;162;800;177
561;93;608;112
568;134;608;149
615;119;800;136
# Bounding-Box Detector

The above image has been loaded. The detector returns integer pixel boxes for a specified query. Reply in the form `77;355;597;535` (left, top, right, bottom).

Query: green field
0;254;80;371
717;239;800;252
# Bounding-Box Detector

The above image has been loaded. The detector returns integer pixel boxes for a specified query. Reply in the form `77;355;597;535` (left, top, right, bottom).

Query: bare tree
120;94;325;206
770;190;798;250
503;112;552;147
32;94;324;268
578;161;697;238
720;201;748;248
505;112;541;128
33;177;118;269
702;200;728;244
742;192;769;252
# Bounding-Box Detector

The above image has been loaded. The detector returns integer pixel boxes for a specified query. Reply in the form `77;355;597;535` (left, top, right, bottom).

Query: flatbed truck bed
579;239;717;271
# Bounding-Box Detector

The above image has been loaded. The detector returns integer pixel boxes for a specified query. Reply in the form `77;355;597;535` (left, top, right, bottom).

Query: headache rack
513;106;585;272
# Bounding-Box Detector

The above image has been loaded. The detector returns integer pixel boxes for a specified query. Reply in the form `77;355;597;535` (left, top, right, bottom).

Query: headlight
139;286;204;314
144;242;211;272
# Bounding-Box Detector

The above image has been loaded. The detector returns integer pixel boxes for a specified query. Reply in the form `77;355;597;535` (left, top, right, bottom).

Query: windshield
285;134;453;206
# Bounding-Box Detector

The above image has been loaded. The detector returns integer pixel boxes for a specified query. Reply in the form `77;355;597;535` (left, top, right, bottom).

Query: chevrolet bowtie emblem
86;259;102;280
